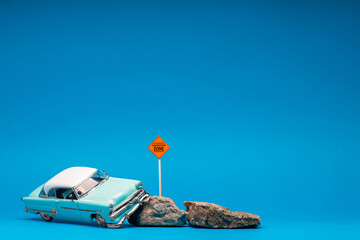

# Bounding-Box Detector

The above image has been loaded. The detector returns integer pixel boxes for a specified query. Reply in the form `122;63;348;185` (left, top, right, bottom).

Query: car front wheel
40;212;53;222
95;215;107;227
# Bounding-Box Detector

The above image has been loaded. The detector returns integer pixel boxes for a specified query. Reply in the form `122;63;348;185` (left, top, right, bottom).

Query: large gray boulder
184;201;260;228
128;196;187;226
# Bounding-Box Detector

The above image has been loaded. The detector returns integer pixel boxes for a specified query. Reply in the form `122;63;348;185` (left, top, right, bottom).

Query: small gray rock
184;201;260;228
128;196;187;226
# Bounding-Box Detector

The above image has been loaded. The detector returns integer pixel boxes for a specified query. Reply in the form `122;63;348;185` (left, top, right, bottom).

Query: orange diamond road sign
148;136;170;159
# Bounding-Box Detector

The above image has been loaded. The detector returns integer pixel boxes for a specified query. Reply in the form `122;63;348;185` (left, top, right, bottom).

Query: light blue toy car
22;167;149;228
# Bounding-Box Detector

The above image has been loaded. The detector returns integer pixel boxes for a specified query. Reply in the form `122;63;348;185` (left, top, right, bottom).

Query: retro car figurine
22;167;149;228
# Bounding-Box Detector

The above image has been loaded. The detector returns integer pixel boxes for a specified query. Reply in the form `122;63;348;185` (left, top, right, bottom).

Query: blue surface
1;0;360;239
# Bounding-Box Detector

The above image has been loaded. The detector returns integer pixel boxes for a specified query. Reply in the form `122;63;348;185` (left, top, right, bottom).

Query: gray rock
128;196;187;226
184;201;260;228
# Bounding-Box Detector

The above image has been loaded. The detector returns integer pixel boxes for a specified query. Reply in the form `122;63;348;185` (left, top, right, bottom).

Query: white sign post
158;158;162;196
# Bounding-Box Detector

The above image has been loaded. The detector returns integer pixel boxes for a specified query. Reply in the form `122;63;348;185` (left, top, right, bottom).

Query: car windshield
75;171;107;198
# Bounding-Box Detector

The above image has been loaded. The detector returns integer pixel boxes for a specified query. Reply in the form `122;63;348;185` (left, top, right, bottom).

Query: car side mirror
69;194;74;202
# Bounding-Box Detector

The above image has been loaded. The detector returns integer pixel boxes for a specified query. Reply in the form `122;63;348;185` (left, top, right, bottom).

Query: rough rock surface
184;201;260;228
128;196;187;226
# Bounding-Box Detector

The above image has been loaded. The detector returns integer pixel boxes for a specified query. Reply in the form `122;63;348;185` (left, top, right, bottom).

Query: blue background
1;0;359;239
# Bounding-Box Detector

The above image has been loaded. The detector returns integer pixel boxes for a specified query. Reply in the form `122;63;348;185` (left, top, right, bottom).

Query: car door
39;188;58;218
54;188;83;221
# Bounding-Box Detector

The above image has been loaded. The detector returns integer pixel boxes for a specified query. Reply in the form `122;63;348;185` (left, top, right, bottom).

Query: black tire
40;212;53;222
95;215;107;227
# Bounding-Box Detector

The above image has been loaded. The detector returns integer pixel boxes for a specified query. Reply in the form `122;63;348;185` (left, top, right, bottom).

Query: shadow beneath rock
129;224;187;228
188;224;262;230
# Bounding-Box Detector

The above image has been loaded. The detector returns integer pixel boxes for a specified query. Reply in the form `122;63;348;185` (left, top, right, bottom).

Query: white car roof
44;167;98;193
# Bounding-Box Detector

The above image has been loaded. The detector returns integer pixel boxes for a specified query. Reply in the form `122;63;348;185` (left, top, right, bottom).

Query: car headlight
137;182;143;189
109;204;113;210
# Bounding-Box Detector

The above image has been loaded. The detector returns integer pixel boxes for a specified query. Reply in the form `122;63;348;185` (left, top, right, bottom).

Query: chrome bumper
107;189;149;228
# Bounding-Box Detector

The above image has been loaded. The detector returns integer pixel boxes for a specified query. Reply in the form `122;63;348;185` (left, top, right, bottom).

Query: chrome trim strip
28;208;57;215
61;207;104;213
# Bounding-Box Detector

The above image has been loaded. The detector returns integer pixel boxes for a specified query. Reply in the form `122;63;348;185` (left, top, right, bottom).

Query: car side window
67;191;77;200
55;188;77;200
48;188;56;198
